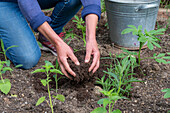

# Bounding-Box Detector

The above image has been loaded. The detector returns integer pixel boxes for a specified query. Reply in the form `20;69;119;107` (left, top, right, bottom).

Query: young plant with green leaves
0;39;18;61
64;28;80;45
72;15;86;46
97;57;142;96
31;61;65;113
91;89;125;113
121;25;170;65
94;57;143;113
0;60;13;95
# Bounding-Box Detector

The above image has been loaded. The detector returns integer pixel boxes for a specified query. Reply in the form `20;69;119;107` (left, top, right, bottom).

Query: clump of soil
67;50;93;82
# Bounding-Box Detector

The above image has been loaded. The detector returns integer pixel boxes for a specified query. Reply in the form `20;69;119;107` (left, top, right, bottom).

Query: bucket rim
107;0;159;4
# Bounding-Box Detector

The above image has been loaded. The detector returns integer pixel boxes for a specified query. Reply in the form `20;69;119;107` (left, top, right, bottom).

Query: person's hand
85;38;100;73
37;22;79;79
55;40;80;79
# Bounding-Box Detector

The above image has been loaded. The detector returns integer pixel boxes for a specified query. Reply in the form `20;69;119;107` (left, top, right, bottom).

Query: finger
58;59;73;80
85;49;92;63
89;53;99;72
69;52;80;66
92;59;100;73
61;58;76;77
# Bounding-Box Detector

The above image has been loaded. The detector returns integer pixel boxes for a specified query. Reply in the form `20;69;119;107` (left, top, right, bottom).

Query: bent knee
14;53;41;70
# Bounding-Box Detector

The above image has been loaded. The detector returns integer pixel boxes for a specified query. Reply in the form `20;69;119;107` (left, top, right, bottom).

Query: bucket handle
135;3;159;12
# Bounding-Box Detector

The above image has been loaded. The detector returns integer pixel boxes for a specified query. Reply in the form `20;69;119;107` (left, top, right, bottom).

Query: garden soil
0;9;169;113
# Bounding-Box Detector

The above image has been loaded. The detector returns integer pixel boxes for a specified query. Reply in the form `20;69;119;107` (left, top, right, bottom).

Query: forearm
37;22;63;47
85;14;98;42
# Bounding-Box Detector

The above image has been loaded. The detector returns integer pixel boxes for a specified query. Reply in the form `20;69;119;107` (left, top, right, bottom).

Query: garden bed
0;9;169;113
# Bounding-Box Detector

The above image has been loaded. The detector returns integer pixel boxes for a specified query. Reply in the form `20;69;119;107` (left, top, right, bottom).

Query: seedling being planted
121;25;170;65
31;61;65;113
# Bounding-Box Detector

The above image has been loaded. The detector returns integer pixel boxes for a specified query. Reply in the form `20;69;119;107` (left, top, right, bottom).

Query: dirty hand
56;40;80;79
85;39;100;73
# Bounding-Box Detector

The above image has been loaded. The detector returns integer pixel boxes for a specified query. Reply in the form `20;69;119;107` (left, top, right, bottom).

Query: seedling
121;25;170;65
0;39;18;61
91;90;124;113
0;60;13;94
94;57;143;113
64;28;80;45
72;15;86;46
31;61;65;113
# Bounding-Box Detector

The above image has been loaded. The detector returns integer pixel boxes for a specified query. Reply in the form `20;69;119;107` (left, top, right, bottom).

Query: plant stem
55;74;58;93
138;42;142;65
0;73;4;83
47;74;54;113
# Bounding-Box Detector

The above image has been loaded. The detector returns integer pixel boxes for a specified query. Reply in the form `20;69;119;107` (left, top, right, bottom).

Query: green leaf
128;25;136;29
37;41;43;48
97;98;109;105
157;53;165;57
162;56;170;59
40;79;47;86
74;15;79;21
147;41;154;50
138;25;142;30
53;94;65;102
0;79;11;94
5;45;18;53
55;60;59;69
167;52;170;55
91;107;107;113
36;96;46;106
6;60;10;67
110;95;122;101
161;88;170;92
121;28;133;34
50;69;63;75
104;71;119;83
2;67;13;72
15;64;23;68
103;99;110;108
155;59;167;64
163;90;170;99
112;109;122;113
31;69;45;74
151;41;161;48
138;36;147;43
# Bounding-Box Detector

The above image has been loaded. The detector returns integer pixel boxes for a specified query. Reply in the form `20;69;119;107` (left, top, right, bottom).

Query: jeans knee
15;52;41;70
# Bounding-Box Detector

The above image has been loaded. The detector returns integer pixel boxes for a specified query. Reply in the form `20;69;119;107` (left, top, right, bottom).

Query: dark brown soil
67;50;93;82
0;9;169;113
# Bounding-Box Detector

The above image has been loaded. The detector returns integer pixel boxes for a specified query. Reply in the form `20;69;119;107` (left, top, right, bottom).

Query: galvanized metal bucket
105;0;160;50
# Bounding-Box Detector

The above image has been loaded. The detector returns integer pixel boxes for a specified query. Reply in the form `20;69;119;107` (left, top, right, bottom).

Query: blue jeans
0;0;82;69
